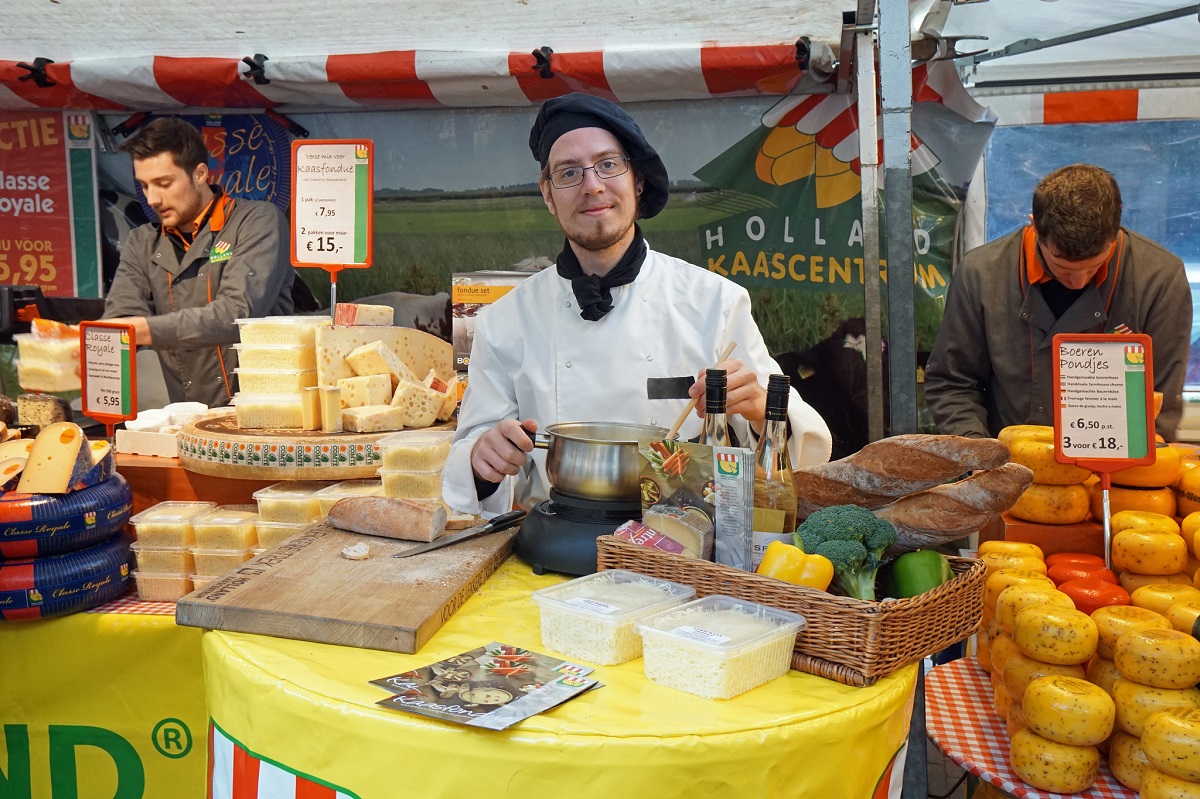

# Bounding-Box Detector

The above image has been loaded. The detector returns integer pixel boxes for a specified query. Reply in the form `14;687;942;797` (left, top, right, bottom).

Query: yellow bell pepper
756;540;834;590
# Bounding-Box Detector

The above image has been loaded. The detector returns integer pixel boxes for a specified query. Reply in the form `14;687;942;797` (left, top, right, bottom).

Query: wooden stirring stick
665;341;737;439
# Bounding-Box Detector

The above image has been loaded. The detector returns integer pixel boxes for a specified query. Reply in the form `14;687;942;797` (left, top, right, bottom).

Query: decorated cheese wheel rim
0;474;133;560
177;414;454;479
0;533;133;620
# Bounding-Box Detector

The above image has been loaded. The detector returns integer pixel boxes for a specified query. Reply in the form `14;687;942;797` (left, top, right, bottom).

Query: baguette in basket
793;434;1010;519
874;462;1035;557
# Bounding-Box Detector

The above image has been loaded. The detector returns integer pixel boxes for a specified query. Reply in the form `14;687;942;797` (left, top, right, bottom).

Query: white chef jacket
442;248;833;514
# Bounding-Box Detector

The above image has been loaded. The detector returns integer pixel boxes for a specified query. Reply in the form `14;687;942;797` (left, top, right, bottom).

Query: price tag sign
79;321;137;433
1052;333;1155;472
290;139;374;269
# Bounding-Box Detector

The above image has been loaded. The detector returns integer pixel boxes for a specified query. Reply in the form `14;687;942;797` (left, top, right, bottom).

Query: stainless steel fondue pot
525;422;667;502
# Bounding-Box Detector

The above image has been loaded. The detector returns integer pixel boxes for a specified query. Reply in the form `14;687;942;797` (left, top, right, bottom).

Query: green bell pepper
891;549;953;598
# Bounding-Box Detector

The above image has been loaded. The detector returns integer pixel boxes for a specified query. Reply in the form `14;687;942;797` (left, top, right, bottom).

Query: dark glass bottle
701;369;731;448
751;374;797;568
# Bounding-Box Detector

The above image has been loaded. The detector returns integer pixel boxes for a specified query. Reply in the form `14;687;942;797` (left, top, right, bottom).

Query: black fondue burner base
515;490;640;577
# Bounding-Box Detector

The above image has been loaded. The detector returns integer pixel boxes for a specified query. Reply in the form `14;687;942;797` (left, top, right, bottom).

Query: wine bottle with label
751;374;797;569
701;369;731;448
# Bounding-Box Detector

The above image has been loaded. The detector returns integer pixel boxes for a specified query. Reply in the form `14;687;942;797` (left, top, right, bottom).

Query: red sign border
79;321;138;430
289;138;374;273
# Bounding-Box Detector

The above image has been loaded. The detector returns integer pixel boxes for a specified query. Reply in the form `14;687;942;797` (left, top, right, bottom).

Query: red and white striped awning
981;85;1200;126
0;46;821;112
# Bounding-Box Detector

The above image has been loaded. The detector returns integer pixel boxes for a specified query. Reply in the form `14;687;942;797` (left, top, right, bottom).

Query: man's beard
566;214;636;252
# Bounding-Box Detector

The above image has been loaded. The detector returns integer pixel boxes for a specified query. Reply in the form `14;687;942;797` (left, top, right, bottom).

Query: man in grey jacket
103;117;294;407
925;164;1190;440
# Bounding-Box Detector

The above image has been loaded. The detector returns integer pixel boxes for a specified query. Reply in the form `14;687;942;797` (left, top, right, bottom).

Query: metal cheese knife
391;509;527;558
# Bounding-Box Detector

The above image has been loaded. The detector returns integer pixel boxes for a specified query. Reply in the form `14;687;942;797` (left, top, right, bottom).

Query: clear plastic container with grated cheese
232;343;318;371
376;430;455;471
635;594;806;699
532;569;695;665
234;315;330;346
315;479;385;515
252;481;332;523
192;505;259;549
234;367;319;394
129;501;216;547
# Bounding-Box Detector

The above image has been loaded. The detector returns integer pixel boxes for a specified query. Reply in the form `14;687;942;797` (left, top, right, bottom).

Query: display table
0;593;208;798
998;513;1105;557
203;559;919;799
115;453;275;515
926;658;1134;799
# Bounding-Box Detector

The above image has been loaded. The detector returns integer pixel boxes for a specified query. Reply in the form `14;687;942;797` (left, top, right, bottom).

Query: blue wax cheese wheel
0;532;134;620
0;474;133;559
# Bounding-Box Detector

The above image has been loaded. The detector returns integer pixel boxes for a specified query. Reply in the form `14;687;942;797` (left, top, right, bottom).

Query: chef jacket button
1095;312;1101;318
651;419;657;425
566;301;571;308
565;361;572;368
1021;312;1028;319
646;355;653;362
1037;406;1044;413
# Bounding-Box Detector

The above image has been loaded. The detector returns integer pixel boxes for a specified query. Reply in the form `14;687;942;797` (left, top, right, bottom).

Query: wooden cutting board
175;521;516;653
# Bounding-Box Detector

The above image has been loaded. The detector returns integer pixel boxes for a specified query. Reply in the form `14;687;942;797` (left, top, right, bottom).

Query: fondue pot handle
520;424;550;449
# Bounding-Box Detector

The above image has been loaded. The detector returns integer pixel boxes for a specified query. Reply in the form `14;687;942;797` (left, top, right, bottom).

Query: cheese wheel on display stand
1120;571;1194;594
1009;436;1094;485
1013;604;1098;666
1108;730;1154;791
995;584;1073;634
1113;529;1190;576
1141;708;1200;782
0;475;133;559
1110;443;1184;488
1175;467;1200;518
1008;728;1101;794
1091;604;1173;659
1141;766;1200;799
0;533;133;620
1021;675;1115;746
1111;510;1181;537
1113;628;1200;690
1091;483;1177;521
984;569;1055;612
1131;584;1200;619
977;540;1045;560
1167;601;1200;635
998;424;1054;449
1085;656;1123;697
1112;678;1200;737
1003;652;1087;704
1010;483;1091;525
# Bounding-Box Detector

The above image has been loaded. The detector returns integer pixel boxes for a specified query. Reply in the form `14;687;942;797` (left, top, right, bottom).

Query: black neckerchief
555;226;647;321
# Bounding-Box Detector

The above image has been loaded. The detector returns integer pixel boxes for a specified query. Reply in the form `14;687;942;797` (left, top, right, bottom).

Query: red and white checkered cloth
86;586;177;616
925;658;1136;799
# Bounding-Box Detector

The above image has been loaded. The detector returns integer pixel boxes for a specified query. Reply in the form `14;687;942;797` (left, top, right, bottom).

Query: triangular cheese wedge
389;380;441;428
16;422;93;494
0;457;27;492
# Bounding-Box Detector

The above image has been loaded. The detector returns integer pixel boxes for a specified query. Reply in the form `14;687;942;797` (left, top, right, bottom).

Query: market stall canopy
0;0;856;112
940;0;1200;88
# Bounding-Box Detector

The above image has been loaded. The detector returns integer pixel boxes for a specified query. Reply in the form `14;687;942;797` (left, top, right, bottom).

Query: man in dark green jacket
103;117;294;407
925;164;1190;440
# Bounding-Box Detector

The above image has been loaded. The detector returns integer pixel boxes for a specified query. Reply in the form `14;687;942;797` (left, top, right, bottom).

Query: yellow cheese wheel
1184;512;1200;541
999;424;1054;449
985;569;1055;612
1086;656;1123;697
1142;708;1200;781
976;630;992;674
977;540;1045;560
1091;483;1177;521
1010;437;1093;485
1163;601;1200;635
1141;765;1200;799
1112;678;1200;736
1113;529;1190;575
1112;509;1182;537
1108;729;1154;791
1114;628;1200;689
1195;527;1200;560
1006;700;1027;737
993;679;1014;721
980;551;1047;578
1011;483;1091;525
996;584;1074;634
1004;652;1087;702
990;630;1021;676
1131;584;1200;618
1120;571;1195;593
1022;675;1116;745
1009;728;1100;793
1013;604;1098;665
1091;604;1173;659
1176;467;1200;517
1112;444;1184;488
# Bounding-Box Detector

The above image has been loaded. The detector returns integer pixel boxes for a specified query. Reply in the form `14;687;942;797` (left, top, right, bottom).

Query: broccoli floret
793;505;897;600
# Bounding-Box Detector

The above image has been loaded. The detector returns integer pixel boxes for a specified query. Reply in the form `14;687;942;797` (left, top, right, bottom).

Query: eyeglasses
548;156;631;189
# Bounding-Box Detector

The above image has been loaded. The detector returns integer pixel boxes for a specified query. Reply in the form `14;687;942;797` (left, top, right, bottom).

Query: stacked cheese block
1090;443;1184;523
1002;425;1093;525
231;305;457;433
0;421;133;618
231;316;330;429
1100;599;1200;794
1110;510;1198;595
13;319;81;393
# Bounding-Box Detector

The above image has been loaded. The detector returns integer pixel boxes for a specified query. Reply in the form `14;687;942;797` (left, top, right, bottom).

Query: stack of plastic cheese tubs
230;317;330;429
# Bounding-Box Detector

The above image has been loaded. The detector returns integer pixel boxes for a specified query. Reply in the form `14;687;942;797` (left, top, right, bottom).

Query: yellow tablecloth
0;599;207;799
204;559;918;799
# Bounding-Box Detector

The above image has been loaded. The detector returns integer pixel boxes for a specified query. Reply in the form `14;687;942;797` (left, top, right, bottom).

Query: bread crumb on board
341;542;370;560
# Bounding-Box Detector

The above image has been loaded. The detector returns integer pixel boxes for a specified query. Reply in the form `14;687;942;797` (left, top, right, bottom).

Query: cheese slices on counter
12;422;114;495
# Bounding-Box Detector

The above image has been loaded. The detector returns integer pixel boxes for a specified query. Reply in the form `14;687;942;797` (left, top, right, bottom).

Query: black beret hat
528;93;669;219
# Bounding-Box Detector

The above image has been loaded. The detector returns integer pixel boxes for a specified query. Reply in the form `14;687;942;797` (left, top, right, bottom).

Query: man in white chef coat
442;93;832;514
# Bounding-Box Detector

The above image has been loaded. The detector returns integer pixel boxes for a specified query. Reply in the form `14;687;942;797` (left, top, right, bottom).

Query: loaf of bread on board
874;462;1035;556
327;496;448;542
793;434;1011;519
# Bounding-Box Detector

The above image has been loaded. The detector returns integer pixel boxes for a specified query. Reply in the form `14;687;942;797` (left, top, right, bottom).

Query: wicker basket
596;536;985;687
